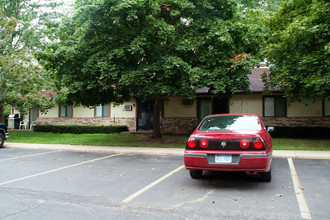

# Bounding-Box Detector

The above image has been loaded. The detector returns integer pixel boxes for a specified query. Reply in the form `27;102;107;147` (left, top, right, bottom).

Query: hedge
33;125;128;134
269;126;330;139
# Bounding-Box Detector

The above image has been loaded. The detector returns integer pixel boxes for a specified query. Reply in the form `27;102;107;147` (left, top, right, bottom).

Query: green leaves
0;50;55;116
0;0;67;122
265;0;330;102
0;0;65;54
38;0;264;106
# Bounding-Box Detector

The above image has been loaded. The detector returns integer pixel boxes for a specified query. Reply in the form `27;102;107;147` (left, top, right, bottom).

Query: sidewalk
4;142;330;159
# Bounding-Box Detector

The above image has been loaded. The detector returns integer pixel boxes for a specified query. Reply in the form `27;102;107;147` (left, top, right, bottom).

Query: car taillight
199;140;209;149
253;139;264;149
187;138;197;148
240;139;250;149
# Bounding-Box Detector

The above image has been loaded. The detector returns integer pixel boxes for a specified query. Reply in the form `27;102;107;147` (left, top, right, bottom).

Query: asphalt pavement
2;143;330;219
4;142;330;159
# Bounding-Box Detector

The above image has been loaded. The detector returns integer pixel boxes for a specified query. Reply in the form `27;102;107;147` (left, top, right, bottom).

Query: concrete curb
4;143;330;159
4;143;184;156
272;150;330;160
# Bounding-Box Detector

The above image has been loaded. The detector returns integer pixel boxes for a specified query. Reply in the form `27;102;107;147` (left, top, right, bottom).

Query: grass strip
6;131;330;151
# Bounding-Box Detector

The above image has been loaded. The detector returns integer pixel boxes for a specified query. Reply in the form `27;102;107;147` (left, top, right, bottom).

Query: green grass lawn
6;130;330;151
272;138;330;151
7;131;187;148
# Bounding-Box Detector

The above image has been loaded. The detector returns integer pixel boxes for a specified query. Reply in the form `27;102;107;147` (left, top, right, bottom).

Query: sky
37;0;75;15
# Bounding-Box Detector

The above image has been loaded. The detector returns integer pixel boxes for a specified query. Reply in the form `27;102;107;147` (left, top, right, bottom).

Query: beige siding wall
74;106;94;117
37;101;137;131
287;101;322;117
230;95;323;117
111;101;136;118
165;97;196;117
13;108;20;115
39;104;59;118
39;102;138;119
35;96;329;134
229;94;263;115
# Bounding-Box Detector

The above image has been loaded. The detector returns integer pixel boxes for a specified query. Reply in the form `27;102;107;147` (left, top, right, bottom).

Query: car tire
0;133;4;148
190;170;203;179
260;168;271;182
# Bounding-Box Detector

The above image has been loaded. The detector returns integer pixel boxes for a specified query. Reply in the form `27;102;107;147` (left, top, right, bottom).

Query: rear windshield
198;115;261;131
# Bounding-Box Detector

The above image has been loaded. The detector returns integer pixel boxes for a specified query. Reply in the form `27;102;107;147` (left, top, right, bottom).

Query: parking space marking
0;153;124;186
0;150;62;162
122;165;184;203
288;158;312;219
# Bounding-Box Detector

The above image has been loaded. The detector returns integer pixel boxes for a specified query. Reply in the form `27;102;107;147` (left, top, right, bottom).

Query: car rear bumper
5;133;9;140
184;150;272;172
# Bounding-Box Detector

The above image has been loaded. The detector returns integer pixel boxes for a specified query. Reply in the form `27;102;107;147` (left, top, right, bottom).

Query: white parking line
122;165;185;203
0;153;124;186
288;158;312;219
0;150;62;162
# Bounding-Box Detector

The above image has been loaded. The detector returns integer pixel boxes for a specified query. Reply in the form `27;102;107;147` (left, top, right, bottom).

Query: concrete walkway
4;142;330;159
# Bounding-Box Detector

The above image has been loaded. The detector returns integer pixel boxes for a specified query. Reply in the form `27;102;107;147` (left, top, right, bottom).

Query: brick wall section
37;117;137;132
162;117;330;135
161;117;198;135
37;116;329;135
262;117;330;127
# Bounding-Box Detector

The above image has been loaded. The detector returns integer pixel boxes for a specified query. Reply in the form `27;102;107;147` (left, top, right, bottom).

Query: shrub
34;125;128;134
270;127;330;139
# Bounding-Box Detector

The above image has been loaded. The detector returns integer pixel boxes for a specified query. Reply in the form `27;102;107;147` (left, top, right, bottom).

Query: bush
33;125;128;134
270;127;330;139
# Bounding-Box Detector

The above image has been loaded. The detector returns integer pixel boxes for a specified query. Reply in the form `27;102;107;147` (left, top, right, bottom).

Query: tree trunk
0;95;5;123
152;95;162;138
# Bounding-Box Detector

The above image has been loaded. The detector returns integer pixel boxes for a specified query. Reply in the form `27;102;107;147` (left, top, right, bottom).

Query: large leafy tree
265;0;329;102
237;0;282;12
0;1;63;123
0;0;63;54
39;0;265;137
0;50;55;121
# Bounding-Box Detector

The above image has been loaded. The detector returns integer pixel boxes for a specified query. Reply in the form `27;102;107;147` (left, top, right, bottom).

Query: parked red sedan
184;114;273;181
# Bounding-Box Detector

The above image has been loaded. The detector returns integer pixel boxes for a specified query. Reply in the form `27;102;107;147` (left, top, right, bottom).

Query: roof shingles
196;68;279;94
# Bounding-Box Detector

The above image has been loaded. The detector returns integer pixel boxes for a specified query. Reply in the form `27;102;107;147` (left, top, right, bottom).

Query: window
324;98;330;116
198;99;212;120
59;105;73;117
198;115;261;131
197;98;229;120
95;104;110;117
263;96;286;117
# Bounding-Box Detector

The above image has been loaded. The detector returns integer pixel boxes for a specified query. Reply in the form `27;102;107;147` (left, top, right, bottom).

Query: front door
137;101;153;131
198;99;213;120
29;109;38;128
198;98;229;120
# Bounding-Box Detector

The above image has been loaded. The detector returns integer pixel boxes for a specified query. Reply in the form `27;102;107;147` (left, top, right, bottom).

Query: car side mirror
267;127;275;132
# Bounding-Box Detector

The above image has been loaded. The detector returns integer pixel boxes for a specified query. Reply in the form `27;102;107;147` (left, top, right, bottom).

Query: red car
184;114;273;181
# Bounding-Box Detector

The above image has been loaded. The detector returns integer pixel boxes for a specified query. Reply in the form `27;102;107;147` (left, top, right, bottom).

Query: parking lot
0;147;329;219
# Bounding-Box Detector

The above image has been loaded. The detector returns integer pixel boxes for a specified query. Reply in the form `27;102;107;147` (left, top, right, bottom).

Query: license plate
215;155;232;164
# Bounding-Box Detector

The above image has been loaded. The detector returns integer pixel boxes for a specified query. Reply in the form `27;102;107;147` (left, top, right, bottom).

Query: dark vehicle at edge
0;123;9;148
